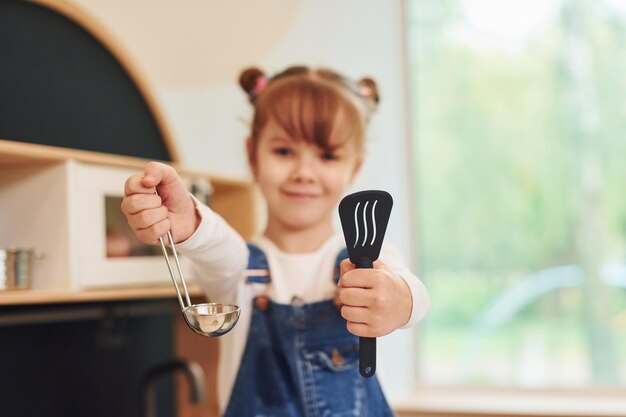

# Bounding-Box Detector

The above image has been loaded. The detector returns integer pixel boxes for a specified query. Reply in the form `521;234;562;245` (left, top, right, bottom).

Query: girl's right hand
121;161;200;245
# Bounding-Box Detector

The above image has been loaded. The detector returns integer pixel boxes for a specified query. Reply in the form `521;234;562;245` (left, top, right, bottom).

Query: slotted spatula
338;190;393;378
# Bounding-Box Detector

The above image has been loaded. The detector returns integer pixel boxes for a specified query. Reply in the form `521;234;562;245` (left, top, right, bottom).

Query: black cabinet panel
0;301;176;417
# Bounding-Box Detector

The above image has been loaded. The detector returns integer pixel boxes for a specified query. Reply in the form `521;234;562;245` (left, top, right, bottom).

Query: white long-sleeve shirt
176;202;430;414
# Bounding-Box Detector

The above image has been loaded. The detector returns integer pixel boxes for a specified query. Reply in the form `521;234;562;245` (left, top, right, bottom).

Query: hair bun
357;77;380;106
239;67;266;99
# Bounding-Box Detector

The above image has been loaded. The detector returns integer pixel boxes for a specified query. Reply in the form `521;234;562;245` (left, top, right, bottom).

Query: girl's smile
281;190;321;200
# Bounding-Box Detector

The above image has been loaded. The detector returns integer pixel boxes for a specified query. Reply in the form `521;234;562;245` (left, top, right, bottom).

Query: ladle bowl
182;303;241;337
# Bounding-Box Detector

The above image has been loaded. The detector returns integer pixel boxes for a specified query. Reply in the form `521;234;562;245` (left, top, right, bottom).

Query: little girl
121;65;430;416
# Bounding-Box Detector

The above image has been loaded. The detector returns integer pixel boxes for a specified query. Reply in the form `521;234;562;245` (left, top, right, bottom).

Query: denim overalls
222;244;394;417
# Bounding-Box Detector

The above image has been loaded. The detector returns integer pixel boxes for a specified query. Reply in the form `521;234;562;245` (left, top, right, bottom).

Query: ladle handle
158;233;190;310
154;189;192;310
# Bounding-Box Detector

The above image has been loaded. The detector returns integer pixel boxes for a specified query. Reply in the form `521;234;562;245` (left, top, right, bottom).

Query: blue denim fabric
223;244;394;417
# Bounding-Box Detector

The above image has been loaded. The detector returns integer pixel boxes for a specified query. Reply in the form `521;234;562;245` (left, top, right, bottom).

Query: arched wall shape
0;0;180;161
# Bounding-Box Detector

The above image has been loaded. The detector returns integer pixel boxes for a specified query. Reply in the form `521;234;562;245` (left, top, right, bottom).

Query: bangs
253;77;364;151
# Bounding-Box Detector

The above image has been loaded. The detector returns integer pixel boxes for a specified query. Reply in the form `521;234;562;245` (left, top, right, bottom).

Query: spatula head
338;190;393;265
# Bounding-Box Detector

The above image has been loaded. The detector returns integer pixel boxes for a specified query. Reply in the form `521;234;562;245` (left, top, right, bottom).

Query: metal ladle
158;227;240;337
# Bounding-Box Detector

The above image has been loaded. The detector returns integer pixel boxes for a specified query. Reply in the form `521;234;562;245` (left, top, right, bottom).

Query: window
406;0;626;388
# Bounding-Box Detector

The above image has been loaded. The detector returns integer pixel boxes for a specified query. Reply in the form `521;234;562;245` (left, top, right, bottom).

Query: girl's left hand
336;259;413;337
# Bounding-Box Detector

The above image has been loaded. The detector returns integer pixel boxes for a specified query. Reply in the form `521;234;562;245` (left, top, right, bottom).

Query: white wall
71;0;415;400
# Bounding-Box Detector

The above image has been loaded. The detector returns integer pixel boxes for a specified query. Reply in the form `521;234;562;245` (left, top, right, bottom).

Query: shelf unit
0;140;255;305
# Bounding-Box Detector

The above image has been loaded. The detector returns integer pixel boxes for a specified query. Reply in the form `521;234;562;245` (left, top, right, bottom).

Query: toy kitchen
0;1;255;416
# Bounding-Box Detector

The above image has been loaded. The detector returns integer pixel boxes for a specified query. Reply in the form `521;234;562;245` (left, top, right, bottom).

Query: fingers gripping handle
357;257;376;378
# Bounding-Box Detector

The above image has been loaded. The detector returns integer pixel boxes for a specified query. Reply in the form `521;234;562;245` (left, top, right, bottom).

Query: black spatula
338;190;393;378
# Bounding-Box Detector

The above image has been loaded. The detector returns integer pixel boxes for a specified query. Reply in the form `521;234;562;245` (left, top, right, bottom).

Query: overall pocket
303;343;367;417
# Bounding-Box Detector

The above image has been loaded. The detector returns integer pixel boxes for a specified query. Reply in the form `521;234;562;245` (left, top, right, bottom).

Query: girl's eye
321;151;338;161
274;147;293;156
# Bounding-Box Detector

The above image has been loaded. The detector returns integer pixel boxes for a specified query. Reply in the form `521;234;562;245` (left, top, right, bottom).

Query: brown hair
239;66;379;160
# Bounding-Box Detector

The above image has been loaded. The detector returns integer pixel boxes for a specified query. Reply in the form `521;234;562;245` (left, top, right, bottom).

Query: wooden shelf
0;285;206;306
0;138;247;187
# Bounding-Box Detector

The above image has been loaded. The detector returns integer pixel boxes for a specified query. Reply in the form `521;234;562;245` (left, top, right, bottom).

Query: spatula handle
356;257;376;378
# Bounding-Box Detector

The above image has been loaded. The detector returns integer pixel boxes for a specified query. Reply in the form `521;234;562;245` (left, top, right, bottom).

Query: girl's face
249;117;364;233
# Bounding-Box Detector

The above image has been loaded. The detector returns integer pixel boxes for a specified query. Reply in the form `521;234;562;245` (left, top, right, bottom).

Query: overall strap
245;243;271;284
333;247;350;284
